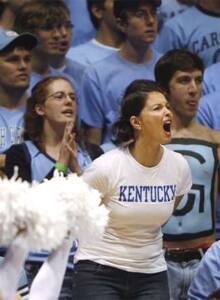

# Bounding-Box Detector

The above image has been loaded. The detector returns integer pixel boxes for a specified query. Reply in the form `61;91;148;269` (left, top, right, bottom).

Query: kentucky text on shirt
119;185;177;203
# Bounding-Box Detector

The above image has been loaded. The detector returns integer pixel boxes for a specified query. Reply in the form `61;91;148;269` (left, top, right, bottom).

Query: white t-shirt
75;146;192;273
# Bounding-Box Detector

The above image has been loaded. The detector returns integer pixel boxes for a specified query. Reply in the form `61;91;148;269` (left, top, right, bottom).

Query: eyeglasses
37;21;74;31
46;91;77;102
133;8;157;20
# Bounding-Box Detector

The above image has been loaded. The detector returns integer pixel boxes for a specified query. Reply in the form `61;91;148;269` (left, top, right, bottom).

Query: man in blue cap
0;28;37;153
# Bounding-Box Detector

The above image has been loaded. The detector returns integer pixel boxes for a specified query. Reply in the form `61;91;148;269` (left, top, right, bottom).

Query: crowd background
0;0;220;299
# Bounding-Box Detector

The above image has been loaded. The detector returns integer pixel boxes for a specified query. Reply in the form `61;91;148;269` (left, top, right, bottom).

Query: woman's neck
129;140;163;167
41;124;64;159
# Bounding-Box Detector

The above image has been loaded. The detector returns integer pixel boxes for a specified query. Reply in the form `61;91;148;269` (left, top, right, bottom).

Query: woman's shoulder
88;147;125;169
163;145;189;166
95;147;124;160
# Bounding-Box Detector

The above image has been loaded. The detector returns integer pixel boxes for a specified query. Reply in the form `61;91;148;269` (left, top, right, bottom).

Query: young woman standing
73;80;192;300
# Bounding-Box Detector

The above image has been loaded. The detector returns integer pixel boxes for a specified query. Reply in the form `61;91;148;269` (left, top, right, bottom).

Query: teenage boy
81;0;162;145
14;0;83;92
67;0;124;67
155;49;220;300
0;28;37;153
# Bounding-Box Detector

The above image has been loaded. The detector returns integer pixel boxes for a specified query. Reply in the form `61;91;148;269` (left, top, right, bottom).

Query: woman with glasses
2;75;102;300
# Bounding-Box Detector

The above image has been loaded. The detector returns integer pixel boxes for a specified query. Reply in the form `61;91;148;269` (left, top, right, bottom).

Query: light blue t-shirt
51;58;85;88
80;50;161;143
154;5;220;67
67;39;119;68
188;241;220;299
28;68;59;95
203;61;220;95
64;0;96;47
157;0;190;30
197;91;220;130
0;105;25;153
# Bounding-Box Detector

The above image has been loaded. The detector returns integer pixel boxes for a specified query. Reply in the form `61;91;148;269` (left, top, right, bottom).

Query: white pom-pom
0;172;109;252
0;176;30;246
52;173;109;243
0;173;69;251
23;176;69;251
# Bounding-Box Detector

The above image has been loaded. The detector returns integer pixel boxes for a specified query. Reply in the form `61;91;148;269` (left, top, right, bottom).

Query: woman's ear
35;104;45;116
129;116;142;131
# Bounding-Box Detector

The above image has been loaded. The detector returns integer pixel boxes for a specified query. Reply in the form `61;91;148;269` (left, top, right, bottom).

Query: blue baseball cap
0;28;38;52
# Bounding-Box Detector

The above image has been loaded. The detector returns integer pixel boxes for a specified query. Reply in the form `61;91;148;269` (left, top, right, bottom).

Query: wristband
55;162;68;173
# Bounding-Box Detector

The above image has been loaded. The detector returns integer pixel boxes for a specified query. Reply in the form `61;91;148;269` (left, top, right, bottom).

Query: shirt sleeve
154;22;184;53
82;157;110;200
188;241;220;300
80;66;105;129
176;155;192;196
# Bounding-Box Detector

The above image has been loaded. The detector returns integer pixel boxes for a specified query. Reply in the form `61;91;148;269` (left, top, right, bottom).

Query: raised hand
58;121;81;174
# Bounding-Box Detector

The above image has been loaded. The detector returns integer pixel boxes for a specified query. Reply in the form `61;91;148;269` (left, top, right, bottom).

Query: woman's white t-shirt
75;146;192;273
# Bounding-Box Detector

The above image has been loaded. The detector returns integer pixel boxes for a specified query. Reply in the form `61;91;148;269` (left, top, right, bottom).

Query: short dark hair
87;0;106;29
113;79;165;145
155;49;204;91
14;0;71;34
113;0;161;19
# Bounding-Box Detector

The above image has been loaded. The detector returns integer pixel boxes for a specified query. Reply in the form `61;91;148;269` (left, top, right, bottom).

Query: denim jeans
166;259;200;300
72;260;170;300
25;262;74;300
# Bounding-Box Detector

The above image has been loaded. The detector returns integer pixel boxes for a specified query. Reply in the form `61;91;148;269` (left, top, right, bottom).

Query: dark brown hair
113;79;165;144
113;0;161;20
155;49;204;92
14;0;71;34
